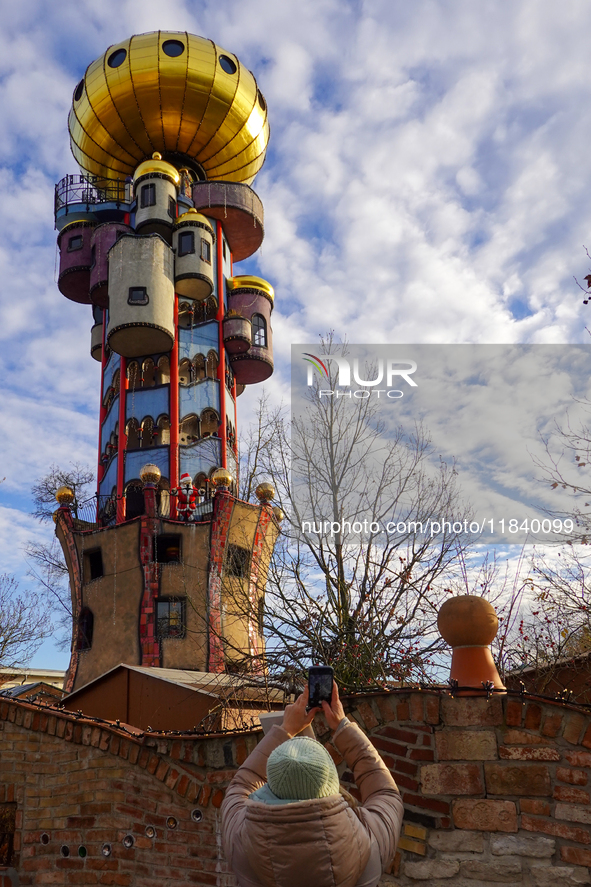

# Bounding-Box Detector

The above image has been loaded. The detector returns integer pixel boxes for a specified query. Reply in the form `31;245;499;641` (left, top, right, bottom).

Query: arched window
179;414;200;445
126;418;140;450
112;368;120;394
179;358;192;386
142;358;156;388
157;477;170;518
178;302;194;329
127;361;139;388
195;473;208;495
201;409;219;438
193;353;205;381
77;607;94;651
125;481;144;519
141;416;155;447
157;415;170;446
158;356;170;385
206;350;218;379
252;314;267;347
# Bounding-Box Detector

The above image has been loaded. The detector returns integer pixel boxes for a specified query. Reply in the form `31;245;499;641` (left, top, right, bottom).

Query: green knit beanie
266;737;340;800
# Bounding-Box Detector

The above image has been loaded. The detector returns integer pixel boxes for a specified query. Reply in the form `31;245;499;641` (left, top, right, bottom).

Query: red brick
165;768;180;790
378;725;419;744
199;786;212;807
409;748;434;761
170;740;183;761
441;696;503;727
211;789;224;808
436;730;497;761
138;749;150;769
502;729;551;746
564;713;587;745
146;755;159;775
542;713;563;737
396;702;410;722
520;799;550;815
524;704;542;730
128;744;139;765
566;750;591;767
425;696;440;725
355;701;379;731
452;799;517;833
393;773;419;792
234;737;248;766
522;814;590;843
554;786;590;804
561;846;591;867
176;775;190;798
421;763;483;795
557;767;588;786
402;793;450;815
155;761;169;782
370;736;408;758
410;695;424;723
375;695;397;723
485;763;550;796
505;700;522;727
498;746;560;762
582;724;591;750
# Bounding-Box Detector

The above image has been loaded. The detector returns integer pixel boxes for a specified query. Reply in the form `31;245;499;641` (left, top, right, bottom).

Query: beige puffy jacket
221;719;403;887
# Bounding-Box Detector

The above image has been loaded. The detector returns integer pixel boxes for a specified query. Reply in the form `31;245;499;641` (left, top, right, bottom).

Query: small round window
74;80;84;102
219;55;237;75
108;48;127;68
162;40;185;58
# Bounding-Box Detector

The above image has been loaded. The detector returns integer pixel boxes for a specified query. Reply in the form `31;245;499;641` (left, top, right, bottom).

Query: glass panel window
140;183;156;208
225;544;250;578
252;314;267;347
168;196;176;219
200;238;211;263
178;231;194;257
68;235;83;251
157;599;186;638
128;287;148;305
90;244;96;268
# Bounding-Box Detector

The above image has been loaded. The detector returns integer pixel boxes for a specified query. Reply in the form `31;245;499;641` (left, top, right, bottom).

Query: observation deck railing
54;174;129;222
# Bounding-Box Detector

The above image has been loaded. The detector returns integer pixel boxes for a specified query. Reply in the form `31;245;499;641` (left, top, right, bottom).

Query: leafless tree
31;462;94;523
233;341;476;690
0;575;53;671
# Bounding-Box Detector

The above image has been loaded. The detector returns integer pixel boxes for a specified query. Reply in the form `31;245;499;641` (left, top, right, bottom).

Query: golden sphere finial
255;482;275;503
211;468;233;489
152;152;162;160
139;463;162;485
56;486;75;506
272;506;284;522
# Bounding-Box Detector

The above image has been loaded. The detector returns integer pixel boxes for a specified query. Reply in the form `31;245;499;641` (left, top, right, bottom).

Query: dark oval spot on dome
108;48;127;68
257;90;266;112
78;846;87;859
60;846;70;858
74;80;84;102
219;55;237;75
162;40;185;58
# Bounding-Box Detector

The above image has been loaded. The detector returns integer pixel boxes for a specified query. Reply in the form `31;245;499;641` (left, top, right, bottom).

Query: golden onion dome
133;153;181;186
69;31;269;186
226;275;274;304
174;208;214;231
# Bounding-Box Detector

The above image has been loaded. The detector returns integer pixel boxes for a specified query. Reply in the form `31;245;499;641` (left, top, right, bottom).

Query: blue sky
2;0;591;669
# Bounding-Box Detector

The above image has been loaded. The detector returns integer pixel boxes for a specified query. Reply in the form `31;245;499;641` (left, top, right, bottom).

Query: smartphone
308;665;334;710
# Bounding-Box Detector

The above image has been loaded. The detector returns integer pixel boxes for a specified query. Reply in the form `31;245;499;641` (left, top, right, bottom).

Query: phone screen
308;666;334;708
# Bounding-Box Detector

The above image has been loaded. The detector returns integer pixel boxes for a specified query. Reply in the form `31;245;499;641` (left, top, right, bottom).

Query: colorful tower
54;32;280;694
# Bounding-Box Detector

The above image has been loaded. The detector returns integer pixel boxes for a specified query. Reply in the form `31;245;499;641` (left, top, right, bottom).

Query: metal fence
69;492;214;532
55;174;129;218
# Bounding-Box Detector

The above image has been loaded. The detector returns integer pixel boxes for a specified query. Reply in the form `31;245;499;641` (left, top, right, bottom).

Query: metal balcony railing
54;174;129;221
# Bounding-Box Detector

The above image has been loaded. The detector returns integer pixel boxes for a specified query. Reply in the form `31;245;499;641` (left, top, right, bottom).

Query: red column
97;311;108;492
169;297;179;518
216;221;227;469
116;355;127;523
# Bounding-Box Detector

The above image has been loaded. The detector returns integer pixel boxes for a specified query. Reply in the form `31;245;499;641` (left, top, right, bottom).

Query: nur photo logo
302;352;418;398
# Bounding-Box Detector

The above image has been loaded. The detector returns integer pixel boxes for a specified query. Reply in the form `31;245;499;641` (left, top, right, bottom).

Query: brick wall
2;690;591;885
